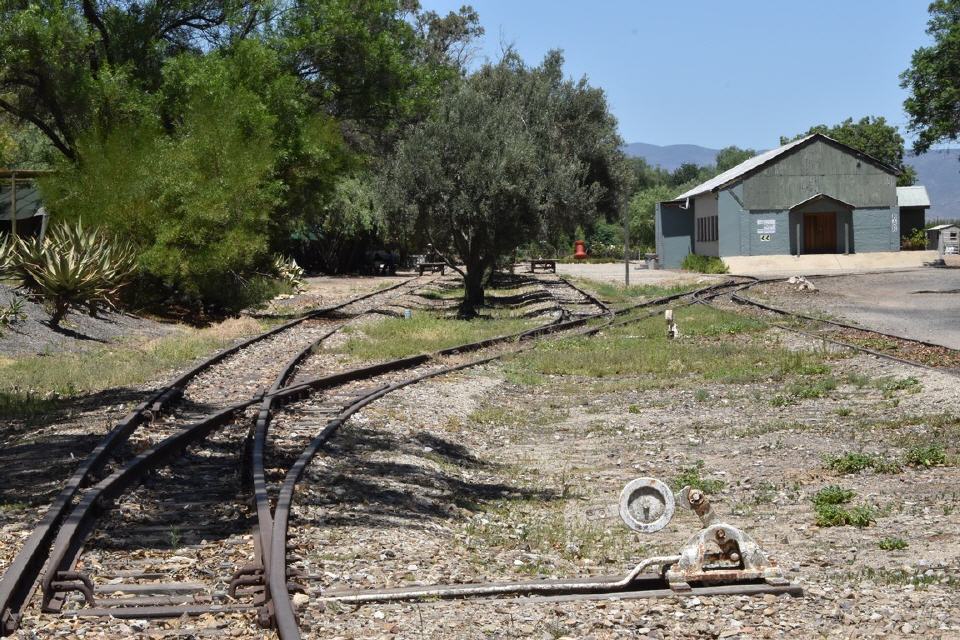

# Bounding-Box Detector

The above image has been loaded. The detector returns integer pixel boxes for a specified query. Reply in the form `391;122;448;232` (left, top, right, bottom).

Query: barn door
803;212;837;254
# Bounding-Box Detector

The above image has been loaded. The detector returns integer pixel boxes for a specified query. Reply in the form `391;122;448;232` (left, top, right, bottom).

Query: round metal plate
619;477;675;533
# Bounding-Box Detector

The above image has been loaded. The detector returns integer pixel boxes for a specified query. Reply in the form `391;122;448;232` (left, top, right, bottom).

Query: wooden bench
529;259;556;273
418;262;446;275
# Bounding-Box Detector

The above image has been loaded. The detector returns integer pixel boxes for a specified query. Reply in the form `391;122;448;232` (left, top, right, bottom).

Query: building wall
741;139;897;210
719;184;744;256
853;207;899;252
655;201;694;269
693;193;718;256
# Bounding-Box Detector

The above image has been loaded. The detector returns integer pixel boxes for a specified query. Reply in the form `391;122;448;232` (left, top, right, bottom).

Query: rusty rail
4;275;707;636
0;277;417;636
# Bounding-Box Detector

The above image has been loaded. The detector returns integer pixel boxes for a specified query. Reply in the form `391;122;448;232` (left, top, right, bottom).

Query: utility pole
623;197;630;286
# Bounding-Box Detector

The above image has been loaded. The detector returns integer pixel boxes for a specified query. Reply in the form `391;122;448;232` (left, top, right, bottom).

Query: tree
901;0;960;154
280;0;482;150
629;184;676;251
715;146;756;172
382;51;627;315
781;117;916;186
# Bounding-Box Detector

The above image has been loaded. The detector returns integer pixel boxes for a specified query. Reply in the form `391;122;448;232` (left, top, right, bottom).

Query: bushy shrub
900;227;927;250
2;221;137;326
681;254;729;274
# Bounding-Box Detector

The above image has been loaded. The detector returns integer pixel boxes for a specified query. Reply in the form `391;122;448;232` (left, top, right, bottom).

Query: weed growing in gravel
787;376;837;399
813;485;855;507
824;452;901;474
835;407;853;417
878;537;908;551
693;389;710;402
671;460;725;494
812;486;876;527
904;444;948;467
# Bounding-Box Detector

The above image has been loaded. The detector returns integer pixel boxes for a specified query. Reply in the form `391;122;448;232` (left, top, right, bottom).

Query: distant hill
622;142;720;171
905;149;960;221
625;141;960;219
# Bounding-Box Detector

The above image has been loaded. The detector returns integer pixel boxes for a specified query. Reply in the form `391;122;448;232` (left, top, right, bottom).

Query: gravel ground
282;332;959;639
749;270;960;350
0;284;176;357
6;281;960;638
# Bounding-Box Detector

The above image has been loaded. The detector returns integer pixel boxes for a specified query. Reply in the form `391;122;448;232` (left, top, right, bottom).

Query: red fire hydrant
573;240;587;260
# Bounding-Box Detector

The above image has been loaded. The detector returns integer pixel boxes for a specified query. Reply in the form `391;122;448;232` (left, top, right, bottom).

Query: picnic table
418;262;446;275
529;259;556;273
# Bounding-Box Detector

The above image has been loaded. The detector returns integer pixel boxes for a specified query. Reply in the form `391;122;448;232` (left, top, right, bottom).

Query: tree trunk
460;263;485;318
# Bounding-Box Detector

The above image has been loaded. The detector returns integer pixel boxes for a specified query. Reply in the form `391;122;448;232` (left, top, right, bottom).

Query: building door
803;212;837;253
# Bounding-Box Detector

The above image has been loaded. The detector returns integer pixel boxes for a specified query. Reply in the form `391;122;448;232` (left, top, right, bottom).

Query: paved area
724;250;939;277
554;261;725;286
760;268;960;350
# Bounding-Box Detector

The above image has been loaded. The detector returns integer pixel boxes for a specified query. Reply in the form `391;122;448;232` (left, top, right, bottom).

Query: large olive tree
383;51;627;315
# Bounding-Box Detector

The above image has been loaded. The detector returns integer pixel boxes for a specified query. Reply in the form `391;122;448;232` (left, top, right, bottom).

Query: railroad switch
322;477;801;605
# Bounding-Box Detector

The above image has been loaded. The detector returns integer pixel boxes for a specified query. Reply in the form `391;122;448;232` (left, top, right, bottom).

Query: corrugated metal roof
667;133;900;203
929;224;958;231
672;135;816;201
896;185;930;208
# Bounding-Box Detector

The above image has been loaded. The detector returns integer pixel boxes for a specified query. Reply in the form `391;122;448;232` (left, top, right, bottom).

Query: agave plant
10;221;139;327
273;254;305;291
0;234;15;280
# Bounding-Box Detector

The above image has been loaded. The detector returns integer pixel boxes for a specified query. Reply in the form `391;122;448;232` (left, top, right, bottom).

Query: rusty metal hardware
323;477;799;608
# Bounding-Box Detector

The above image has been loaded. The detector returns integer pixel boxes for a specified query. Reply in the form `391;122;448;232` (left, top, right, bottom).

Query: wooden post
844;222;850;255
9;173;16;238
796;222;801;256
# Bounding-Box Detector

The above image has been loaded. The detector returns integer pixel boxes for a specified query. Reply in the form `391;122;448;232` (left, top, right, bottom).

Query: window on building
697;215;718;242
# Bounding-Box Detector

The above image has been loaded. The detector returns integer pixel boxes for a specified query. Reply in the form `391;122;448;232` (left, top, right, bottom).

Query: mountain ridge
624;141;959;219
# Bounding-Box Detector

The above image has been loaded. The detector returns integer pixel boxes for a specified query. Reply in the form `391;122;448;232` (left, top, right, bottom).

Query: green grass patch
570;278;696;306
823;451;901;474
878;537;908;551
0;317;267;421
671;460;725;494
508;305;812;385
812;486;875;528
904;444;948;468
339;313;538;360
681;254;729;274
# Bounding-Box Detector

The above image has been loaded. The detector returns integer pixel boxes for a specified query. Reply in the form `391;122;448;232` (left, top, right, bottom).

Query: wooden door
803;212;837;254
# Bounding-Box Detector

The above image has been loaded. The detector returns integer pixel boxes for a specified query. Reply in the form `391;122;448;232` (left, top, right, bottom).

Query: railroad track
713;280;960;376
0;273;618;637
0;275;432;636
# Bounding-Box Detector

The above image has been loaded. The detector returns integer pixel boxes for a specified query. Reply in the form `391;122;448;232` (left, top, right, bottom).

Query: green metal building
654;134;930;268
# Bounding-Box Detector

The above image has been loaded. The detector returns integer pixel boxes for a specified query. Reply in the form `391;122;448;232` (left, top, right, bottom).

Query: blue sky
422;1;934;150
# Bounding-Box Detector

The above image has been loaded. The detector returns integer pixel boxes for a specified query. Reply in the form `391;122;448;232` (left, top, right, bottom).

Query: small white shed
927;224;960;256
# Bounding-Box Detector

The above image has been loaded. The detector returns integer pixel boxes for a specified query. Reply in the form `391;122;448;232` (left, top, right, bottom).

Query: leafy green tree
715;146;756;172
383;51;627;315
781;117;916;186
670;162;702;187
901;0;960;154
629;184;676;251
280;0;482;148
39;42;332;311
